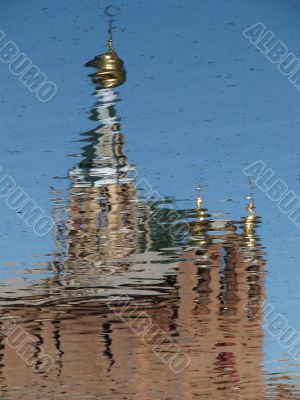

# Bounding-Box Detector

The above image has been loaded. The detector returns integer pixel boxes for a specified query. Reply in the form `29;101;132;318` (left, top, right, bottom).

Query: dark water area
0;0;300;398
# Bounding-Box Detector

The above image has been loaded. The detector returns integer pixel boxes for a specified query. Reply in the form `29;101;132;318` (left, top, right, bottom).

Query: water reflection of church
51;37;148;286
49;36;187;293
0;36;296;400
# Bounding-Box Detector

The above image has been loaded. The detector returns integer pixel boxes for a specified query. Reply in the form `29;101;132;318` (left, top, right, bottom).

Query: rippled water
1;0;300;399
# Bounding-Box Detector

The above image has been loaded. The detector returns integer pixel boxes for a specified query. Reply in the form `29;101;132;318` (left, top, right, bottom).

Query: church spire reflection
50;34;144;285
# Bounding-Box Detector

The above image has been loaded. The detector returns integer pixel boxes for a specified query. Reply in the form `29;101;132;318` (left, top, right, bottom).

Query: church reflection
50;37;146;287
0;33;296;400
48;36;183;292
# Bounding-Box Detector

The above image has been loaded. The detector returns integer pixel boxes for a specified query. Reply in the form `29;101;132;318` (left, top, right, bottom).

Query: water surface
1;0;300;398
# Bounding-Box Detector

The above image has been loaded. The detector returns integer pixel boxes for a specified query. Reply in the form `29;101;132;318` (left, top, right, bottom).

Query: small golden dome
243;194;257;248
86;39;126;88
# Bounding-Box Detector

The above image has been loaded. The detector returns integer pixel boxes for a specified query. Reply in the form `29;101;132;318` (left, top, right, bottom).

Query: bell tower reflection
51;35;145;284
175;189;266;398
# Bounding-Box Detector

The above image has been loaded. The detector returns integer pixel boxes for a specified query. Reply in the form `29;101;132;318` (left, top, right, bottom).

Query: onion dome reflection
188;182;213;248
49;36;178;292
50;37;145;288
86;38;126;88
241;194;265;318
180;186;265;317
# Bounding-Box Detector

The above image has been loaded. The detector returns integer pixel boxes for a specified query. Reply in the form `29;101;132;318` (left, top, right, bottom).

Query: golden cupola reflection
190;182;211;247
86;38;126;88
242;194;258;249
196;182;205;219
